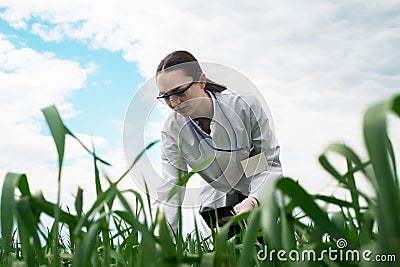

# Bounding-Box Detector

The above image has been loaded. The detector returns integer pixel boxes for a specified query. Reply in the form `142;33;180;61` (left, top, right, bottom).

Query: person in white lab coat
155;51;283;233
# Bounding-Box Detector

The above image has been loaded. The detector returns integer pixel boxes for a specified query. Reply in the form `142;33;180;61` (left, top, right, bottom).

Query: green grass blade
238;208;261;267
42;106;111;170
193;216;203;258
345;157;363;230
167;155;213;201
176;189;185;263
41;105;68;172
16;218;34;265
72;220;101;267
15;197;46;264
114;209;150;238
117;140;159;184
325;143;367;176
319;154;373;202
144;181;154;226
42;105;69;266
120;188;148;226
386;134;399;188
276;178;344;241
279;203;296;252
68;130;111;166
214;221;231;267
363;96;400;258
93;152;103;196
72;185;117;237
158;214;176;260
114;189;155;250
74;187;83;216
391;95;400;115
359;209;375;246
321;143;374;208
30;192;80;227
114;210;156;266
313;195;365;209
388;95;400;185
330;211;347;238
259;178;280;249
1;172;31;255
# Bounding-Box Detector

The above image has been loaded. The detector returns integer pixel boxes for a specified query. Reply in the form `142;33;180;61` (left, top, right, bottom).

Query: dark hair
156;50;227;92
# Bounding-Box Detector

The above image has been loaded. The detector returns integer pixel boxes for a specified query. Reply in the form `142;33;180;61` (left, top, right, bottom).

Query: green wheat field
1;95;399;266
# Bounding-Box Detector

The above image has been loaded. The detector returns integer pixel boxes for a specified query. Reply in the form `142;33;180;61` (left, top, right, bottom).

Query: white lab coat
156;89;283;232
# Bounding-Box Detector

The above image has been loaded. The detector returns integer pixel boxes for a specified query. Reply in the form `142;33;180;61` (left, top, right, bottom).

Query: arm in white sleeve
155;129;188;233
246;96;283;199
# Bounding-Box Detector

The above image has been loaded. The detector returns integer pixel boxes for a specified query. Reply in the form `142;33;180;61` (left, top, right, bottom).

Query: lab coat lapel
211;94;246;189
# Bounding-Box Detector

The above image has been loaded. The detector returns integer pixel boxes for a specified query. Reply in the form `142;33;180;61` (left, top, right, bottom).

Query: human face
157;81;196;105
156;68;208;116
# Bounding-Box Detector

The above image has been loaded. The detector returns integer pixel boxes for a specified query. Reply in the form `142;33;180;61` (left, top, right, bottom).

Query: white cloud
1;0;400;224
31;23;65;42
0;33;107;211
0;34;94;119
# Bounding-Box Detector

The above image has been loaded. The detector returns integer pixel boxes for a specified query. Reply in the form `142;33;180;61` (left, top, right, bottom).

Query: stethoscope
187;90;251;152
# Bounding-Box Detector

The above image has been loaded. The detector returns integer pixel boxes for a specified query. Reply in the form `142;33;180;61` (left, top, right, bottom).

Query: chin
175;106;191;116
180;111;192;117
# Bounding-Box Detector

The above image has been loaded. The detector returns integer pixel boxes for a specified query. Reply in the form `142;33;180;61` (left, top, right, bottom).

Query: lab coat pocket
240;152;269;178
181;137;216;171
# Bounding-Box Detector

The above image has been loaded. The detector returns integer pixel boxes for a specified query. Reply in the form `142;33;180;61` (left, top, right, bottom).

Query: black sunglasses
157;81;196;104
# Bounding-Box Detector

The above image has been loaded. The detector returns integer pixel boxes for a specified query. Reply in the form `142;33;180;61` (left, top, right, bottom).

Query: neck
191;90;213;119
194;117;211;134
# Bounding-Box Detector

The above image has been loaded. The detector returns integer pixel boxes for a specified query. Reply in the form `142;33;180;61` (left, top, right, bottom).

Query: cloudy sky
1;0;399;233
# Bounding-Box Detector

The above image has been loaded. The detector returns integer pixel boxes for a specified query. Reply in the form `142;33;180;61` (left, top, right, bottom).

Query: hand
233;197;259;215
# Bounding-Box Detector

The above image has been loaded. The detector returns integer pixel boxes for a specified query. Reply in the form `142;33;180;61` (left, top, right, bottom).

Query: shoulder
162;111;186;135
216;89;261;110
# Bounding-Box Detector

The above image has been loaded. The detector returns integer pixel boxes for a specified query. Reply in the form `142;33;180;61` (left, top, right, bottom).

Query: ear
199;73;206;89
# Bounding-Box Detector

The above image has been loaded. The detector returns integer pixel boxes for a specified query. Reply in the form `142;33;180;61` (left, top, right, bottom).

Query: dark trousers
200;191;248;238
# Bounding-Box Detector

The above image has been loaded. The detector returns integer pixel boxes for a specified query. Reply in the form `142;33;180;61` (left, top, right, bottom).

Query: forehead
156;68;192;93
